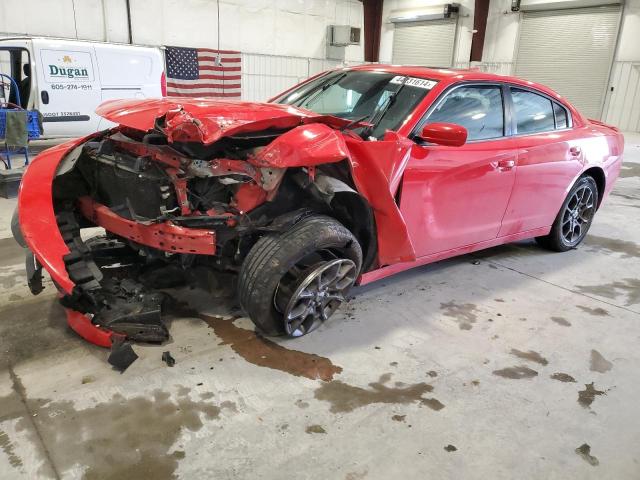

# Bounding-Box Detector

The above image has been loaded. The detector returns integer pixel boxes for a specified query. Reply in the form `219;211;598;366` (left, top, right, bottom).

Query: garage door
515;5;620;120
392;19;457;67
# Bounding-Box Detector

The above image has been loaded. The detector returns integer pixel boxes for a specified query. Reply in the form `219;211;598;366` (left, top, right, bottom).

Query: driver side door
399;83;518;257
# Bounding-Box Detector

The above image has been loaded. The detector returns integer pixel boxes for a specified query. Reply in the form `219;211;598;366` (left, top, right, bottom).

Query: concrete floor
1;134;639;480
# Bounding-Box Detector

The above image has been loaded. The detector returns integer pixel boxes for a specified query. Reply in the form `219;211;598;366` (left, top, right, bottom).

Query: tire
238;215;362;336
535;175;598;252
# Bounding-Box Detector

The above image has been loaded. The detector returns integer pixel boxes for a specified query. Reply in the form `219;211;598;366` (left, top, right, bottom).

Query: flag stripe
198;55;241;63
198;64;241;72
167;81;241;90
198;74;241;81
166;91;241;98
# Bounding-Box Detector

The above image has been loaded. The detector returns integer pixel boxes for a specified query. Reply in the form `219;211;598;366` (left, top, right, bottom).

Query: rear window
553;102;568;129
511;88;555;134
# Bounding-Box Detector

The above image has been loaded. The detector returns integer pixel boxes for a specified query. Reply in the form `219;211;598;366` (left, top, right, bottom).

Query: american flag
165;46;241;98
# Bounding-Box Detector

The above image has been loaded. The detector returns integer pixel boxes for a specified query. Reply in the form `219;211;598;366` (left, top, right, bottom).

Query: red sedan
14;65;624;344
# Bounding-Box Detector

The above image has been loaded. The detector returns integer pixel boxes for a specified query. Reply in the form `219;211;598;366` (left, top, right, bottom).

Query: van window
511;88;555;134
0;48;31;108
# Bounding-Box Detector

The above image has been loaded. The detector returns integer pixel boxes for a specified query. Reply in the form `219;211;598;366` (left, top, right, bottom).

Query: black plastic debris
108;338;139;372
162;351;176;367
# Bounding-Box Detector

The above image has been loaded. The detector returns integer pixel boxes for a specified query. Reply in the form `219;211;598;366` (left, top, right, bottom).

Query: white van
0;37;165;138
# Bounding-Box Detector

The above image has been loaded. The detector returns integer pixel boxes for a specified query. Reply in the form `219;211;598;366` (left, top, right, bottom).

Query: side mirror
416;122;467;147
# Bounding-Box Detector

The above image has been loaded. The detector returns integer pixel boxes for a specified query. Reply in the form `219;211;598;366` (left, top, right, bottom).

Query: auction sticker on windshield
390;76;437;89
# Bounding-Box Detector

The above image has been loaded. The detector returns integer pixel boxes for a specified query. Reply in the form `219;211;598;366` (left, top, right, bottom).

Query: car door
399;83;518;257
498;86;583;236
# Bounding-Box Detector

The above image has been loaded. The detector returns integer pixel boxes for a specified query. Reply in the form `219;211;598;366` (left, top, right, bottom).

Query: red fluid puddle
200;314;342;381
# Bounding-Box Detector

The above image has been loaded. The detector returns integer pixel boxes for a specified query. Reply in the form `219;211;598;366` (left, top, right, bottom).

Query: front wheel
535;175;598;252
238;215;362;337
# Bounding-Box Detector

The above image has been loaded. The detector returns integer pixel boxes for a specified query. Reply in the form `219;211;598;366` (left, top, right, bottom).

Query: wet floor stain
510;349;549;366
440;301;479;330
551;316;571;327
314;373;441;413
590;350;613;373
345;469;369;480
305;425;327;434
0;429;22;468
422;398;445;411
444;444;457;452
578;383;606;409
492;366;538;379
391;414;406;422
200;314;342;381
550;373;576;383
577;305;610;317
575;278;640;306
0;297;79;365
575;443;599;466
1;381;234;479
584;235;640;259
620;162;640;178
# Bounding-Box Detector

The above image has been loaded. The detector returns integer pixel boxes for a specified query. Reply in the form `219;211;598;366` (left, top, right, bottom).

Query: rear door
498;86;583;236
34;40;102;137
400;83;517;257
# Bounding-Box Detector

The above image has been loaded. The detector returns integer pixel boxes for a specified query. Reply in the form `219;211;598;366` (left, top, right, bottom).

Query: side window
553;102;568;129
511;88;554;134
426;85;504;141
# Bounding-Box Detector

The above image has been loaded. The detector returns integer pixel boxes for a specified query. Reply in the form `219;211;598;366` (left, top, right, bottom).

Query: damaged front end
17;98;416;346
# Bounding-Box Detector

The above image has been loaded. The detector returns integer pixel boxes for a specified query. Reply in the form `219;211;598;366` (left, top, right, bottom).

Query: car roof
346;63;566;102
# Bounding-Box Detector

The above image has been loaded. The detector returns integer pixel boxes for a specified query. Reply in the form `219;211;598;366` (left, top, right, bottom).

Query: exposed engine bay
45;110;379;344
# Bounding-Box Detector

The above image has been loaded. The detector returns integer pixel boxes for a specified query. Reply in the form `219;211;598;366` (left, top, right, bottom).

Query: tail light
160;71;167;97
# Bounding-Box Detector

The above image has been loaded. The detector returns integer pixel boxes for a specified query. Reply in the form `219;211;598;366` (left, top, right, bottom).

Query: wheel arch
582;166;606;209
311;173;378;272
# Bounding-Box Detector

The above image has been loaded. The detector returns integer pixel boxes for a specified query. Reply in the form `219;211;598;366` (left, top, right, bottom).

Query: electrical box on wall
326;25;361;61
329;25;361;46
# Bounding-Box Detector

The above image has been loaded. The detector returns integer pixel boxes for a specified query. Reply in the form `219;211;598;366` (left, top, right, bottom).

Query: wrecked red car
13;65;623;345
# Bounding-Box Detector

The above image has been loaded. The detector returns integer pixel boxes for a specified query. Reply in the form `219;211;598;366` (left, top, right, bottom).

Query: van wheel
535;175;598;252
238;215;362;337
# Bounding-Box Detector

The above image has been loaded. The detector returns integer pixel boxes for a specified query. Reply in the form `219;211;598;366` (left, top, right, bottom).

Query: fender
250;123;350;168
344;132;416;266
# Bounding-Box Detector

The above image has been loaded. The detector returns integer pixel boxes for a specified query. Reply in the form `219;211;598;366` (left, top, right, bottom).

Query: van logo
42;49;94;83
48;64;89;79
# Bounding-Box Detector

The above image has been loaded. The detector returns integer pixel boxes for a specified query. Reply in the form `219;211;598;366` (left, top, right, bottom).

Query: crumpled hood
96;98;349;145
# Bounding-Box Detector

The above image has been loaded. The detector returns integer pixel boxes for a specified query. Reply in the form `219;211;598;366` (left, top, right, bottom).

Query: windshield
273;70;437;139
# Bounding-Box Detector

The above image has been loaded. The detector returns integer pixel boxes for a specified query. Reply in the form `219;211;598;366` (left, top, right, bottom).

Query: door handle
41;90;49;104
570;146;581;157
497;159;516;171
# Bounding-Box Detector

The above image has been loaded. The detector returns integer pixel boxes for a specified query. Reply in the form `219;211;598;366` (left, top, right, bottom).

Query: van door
94;44;164;131
34;41;102;137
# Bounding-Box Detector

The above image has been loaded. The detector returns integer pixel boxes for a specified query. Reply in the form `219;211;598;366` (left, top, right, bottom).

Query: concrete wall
379;0;476;65
0;0;364;61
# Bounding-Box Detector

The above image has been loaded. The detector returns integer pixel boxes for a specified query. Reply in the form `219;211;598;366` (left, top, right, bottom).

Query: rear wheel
535;175;598;252
238;215;362;337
